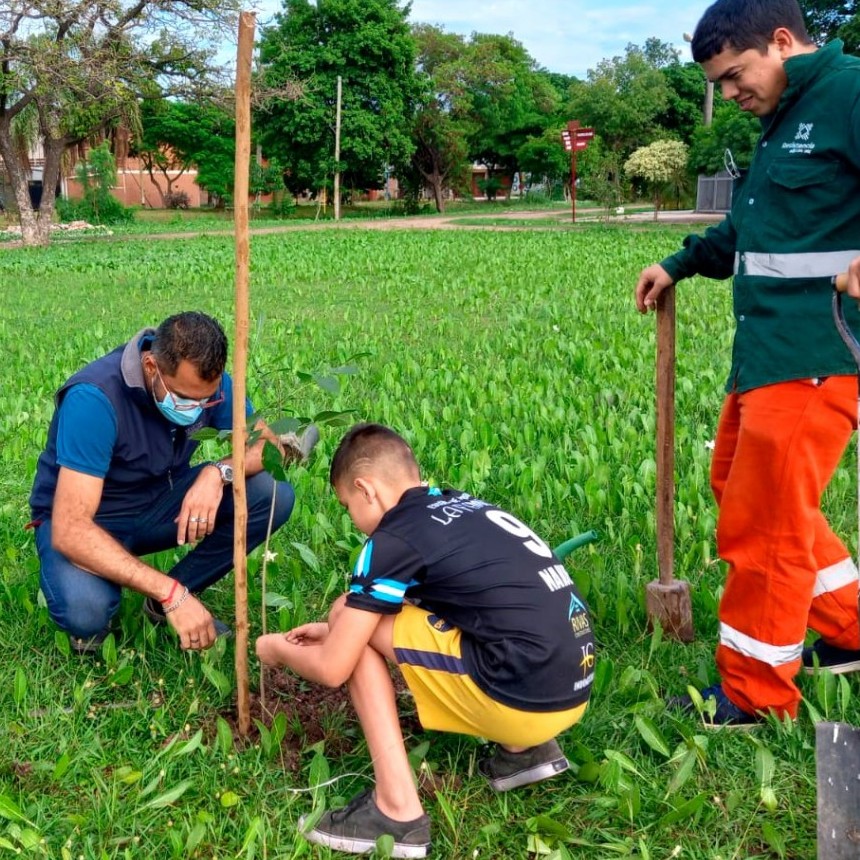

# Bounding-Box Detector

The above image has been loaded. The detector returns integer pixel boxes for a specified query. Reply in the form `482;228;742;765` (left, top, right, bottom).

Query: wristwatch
211;461;233;484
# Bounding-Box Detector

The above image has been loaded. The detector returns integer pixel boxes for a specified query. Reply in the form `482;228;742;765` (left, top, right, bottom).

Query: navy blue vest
30;336;224;520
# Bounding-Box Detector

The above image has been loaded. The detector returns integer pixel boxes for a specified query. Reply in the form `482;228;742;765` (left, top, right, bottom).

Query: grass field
0;224;854;858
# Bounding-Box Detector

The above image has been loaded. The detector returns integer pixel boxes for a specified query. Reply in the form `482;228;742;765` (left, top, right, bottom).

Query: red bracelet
161;579;180;606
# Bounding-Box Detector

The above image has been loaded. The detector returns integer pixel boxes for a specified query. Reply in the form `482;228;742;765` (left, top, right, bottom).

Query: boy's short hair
330;423;420;486
691;0;812;62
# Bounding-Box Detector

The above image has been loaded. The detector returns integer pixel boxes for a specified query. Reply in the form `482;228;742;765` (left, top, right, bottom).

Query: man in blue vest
29;311;311;654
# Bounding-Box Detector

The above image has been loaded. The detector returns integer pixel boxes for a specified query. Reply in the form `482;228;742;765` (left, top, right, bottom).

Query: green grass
0;226;853;858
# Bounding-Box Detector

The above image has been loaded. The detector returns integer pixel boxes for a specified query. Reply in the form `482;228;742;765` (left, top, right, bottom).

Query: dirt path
1;207;724;248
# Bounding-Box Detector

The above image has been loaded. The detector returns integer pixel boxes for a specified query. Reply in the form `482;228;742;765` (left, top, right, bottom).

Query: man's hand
635;264;675;313
176;466;224;546
846;257;860;301
166;592;217;650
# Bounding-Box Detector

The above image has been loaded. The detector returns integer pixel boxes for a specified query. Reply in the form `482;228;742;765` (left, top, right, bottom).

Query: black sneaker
142;597;232;639
299;789;430;858
802;639;860;675
477;738;570;792
69;627;112;655
667;683;763;730
280;424;320;465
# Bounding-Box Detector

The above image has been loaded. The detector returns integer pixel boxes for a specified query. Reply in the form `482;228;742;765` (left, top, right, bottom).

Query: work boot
280;424;320;465
667;683;763;730
478;738;570;792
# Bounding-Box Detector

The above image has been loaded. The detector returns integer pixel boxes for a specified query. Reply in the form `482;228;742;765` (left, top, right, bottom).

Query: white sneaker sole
484;756;570;792
803;658;860;676
300;816;429;859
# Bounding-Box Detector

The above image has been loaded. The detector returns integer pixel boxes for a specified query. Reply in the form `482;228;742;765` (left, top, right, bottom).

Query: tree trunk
0;119;52;245
430;172;445;213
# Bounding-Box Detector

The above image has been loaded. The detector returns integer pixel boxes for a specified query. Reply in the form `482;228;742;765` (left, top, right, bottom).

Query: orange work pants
712;376;860;719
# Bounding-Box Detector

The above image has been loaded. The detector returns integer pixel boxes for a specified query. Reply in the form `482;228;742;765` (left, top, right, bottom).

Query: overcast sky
249;0;715;79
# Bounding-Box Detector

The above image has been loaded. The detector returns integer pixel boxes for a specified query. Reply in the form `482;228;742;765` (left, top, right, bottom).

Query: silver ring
189;516;200;523
198;518;208;524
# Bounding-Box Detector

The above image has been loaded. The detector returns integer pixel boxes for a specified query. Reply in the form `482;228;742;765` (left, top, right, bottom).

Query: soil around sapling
219;667;424;774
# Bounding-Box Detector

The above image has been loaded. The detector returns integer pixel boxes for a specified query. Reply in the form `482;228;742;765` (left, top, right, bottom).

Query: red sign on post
562;121;595;222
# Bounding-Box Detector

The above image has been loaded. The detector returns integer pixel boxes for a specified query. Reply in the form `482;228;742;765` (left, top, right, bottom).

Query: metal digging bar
815;274;860;860
645;284;694;642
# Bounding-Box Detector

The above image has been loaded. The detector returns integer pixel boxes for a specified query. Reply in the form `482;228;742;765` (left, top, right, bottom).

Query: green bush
58;142;134;225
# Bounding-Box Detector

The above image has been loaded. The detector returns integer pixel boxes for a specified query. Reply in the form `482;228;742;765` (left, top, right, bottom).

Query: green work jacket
661;40;860;393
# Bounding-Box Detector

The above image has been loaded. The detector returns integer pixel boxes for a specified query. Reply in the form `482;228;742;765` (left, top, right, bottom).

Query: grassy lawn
0;225;850;858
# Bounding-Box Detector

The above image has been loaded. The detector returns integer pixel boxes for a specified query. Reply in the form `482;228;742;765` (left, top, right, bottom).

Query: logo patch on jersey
574;643;595;692
795;122;813;141
569;593;591;637
427;614;453;633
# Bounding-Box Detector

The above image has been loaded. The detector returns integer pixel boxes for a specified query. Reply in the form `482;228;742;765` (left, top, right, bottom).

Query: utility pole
334;75;342;221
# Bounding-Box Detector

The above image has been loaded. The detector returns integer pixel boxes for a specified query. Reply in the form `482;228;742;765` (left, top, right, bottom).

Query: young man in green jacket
635;0;860;727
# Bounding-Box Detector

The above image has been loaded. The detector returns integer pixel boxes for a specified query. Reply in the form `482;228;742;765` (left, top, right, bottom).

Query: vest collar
121;327;156;392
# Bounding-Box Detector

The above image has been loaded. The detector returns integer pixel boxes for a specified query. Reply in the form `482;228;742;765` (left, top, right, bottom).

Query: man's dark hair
151;312;228;381
691;0;812;62
330;423;419;487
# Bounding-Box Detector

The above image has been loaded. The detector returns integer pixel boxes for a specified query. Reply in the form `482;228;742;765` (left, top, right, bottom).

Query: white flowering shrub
624;139;689;219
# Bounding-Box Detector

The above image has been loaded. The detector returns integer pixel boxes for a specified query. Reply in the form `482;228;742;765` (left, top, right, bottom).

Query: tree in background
406;25;474;213
688;102;760;175
0;0;235;246
624;139;689;219
800;0;860;53
461;33;560;184
406;25;559;209
567;43;671;158
256;0;422;200
516;129;570;199
132;99;238;207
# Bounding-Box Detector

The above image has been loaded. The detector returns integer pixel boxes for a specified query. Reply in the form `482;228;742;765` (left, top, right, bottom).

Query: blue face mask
153;392;203;427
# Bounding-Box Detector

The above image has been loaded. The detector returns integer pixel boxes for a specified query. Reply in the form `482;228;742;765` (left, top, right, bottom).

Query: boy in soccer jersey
256;423;593;858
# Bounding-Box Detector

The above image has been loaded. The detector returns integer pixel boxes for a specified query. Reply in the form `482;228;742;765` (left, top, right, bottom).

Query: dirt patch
220;667;424;774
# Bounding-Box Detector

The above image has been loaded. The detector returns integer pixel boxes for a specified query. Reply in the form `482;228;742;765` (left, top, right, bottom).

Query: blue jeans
37;466;295;638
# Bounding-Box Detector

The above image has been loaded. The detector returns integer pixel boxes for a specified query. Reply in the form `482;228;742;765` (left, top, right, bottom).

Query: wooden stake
233;9;255;737
645;284;694;642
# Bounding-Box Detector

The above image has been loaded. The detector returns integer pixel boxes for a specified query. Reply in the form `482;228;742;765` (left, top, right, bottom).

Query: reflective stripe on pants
711;377;860;718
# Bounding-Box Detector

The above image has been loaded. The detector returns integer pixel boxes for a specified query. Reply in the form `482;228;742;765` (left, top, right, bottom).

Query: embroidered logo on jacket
795;122;814;141
782;122;816;154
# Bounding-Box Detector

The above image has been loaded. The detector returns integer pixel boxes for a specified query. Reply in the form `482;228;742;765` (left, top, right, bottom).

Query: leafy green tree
406;25;473;213
460;33;559;180
256;0;422;198
624;139;689;219
661;62;710;145
800;0;860;53
567;43;672;158
133;99;237;207
516;129;570;199
688;102;760;174
406;26;558;208
0;0;234;246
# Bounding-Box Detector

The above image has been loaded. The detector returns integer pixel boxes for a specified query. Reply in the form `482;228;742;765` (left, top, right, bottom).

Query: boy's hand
285;622;329;645
255;623;330;666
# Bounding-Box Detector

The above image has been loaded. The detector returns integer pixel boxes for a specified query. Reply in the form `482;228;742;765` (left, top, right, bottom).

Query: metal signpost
560;121;595;222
